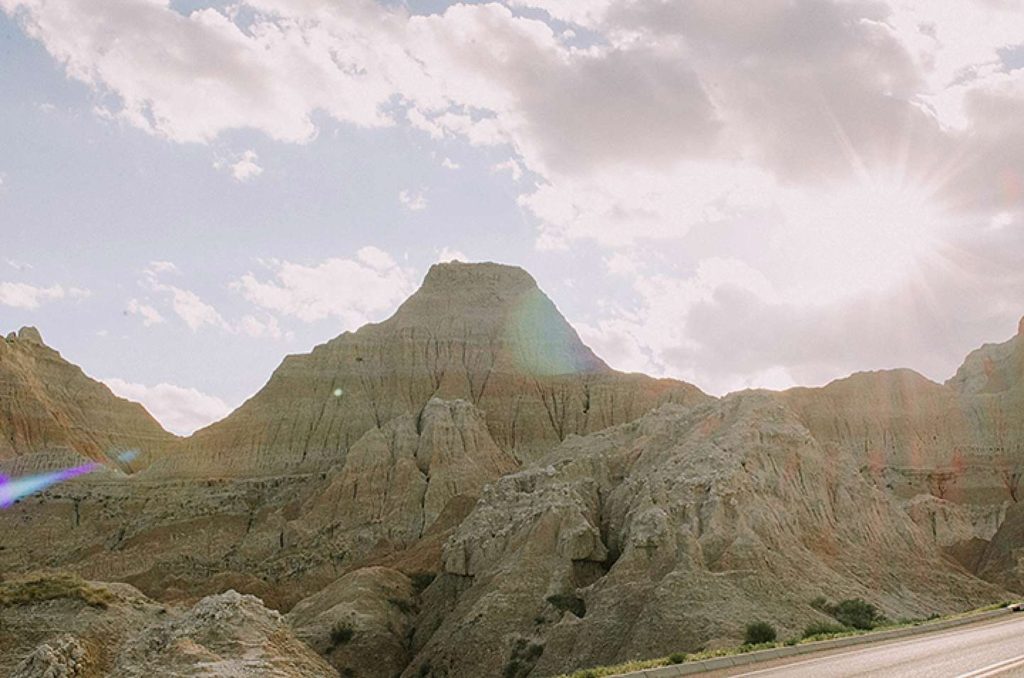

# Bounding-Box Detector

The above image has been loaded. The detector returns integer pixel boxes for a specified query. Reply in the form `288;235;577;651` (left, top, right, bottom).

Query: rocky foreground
2;262;1023;677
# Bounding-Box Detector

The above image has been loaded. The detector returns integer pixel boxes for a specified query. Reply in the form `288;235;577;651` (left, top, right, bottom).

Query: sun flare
776;174;942;302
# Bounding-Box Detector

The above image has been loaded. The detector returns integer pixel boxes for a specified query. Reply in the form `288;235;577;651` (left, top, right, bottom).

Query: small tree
744;621;777;645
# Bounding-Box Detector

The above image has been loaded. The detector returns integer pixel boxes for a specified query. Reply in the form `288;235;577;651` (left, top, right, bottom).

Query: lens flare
0;463;98;508
115;450;138;464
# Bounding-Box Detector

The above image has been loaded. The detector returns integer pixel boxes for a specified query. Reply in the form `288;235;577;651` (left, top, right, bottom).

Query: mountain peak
421;261;538;293
4;326;45;346
947;320;1024;395
381;261;607;377
176;261;705;477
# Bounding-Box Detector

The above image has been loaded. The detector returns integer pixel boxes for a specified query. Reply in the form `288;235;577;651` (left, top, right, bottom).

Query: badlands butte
2;261;1024;677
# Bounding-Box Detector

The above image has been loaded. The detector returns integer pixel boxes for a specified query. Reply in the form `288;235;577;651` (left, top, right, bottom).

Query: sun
773;173;942;303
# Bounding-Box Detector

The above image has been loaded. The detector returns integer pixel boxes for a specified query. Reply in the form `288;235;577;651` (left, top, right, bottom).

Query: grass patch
802;621;849;639
553;601;1009;678
0;573;116;609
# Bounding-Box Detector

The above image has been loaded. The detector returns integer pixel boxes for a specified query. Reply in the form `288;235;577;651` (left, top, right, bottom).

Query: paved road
707;615;1024;678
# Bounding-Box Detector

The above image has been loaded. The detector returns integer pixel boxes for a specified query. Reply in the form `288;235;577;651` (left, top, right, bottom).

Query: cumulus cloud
215;149;263;182
7;0;1024;393
126;299;165;326
165;287;227;331
102;377;232;435
141;264;228;332
5;259;32;271
491;158;523;181
238;313;291;340
231;246;416;325
145;261;179;275
399;188;428;211
0;282;89;309
436;246;467;262
587;222;1024;394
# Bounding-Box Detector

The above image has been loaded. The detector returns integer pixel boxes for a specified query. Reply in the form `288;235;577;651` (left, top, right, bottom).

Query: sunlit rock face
3;265;1024;678
0;327;176;474
774;322;1024;580
776;320;1024;509
0;575;336;678
157;262;707;477
403;394;1005;678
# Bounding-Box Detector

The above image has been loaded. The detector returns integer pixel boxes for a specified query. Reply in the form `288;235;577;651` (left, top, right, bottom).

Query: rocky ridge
0;327;175;473
2;262;1024;677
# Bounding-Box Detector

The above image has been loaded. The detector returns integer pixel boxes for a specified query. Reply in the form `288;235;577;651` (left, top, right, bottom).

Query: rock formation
0;327;175;473
160;262;706;477
0;573;335;677
404;394;1005;677
2;264;1024;677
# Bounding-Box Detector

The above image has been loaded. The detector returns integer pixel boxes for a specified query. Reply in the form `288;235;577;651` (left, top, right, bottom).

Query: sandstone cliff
400;394;1005;677
0;573;336;677
160;262;706;477
0;327;175;473
1;266;1022;678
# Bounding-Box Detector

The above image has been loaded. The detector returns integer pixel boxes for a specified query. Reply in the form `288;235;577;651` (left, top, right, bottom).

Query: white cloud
0;282;89;309
398;188;428;211
436;246;467;262
215;149;263;182
142;262;228;332
7;0;1024;397
441;157;460;169
231;246;416;325
166;286;227;331
5;259;33;271
126;298;166;326
145;260;179;275
238;313;291;340
491;158;523;181
102;377;232;436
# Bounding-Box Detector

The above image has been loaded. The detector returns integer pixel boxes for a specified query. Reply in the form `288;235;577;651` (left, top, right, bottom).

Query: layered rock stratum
1;262;1023;677
0;327;175;473
165;262;706;477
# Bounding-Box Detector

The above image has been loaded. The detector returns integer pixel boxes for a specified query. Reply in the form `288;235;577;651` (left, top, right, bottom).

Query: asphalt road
706;614;1024;678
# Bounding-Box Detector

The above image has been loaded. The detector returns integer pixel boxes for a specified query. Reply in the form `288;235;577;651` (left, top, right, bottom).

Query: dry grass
0;573;117;609
554;604;1010;678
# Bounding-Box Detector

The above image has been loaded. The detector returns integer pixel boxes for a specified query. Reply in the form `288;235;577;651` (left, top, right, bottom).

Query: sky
1;0;1024;436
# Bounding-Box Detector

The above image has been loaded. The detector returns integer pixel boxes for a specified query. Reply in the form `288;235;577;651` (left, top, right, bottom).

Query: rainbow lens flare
0;463;98;508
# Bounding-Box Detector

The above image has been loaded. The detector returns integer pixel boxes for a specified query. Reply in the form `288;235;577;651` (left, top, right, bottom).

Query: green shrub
330;622;354;646
744;621;777;645
388;597;414;614
810;596;829;611
667;653;687;664
831;598;882;630
802;621;847;638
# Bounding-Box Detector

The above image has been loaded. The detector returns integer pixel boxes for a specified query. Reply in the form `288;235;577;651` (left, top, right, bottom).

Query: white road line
955;654;1024;678
731;616;1024;677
